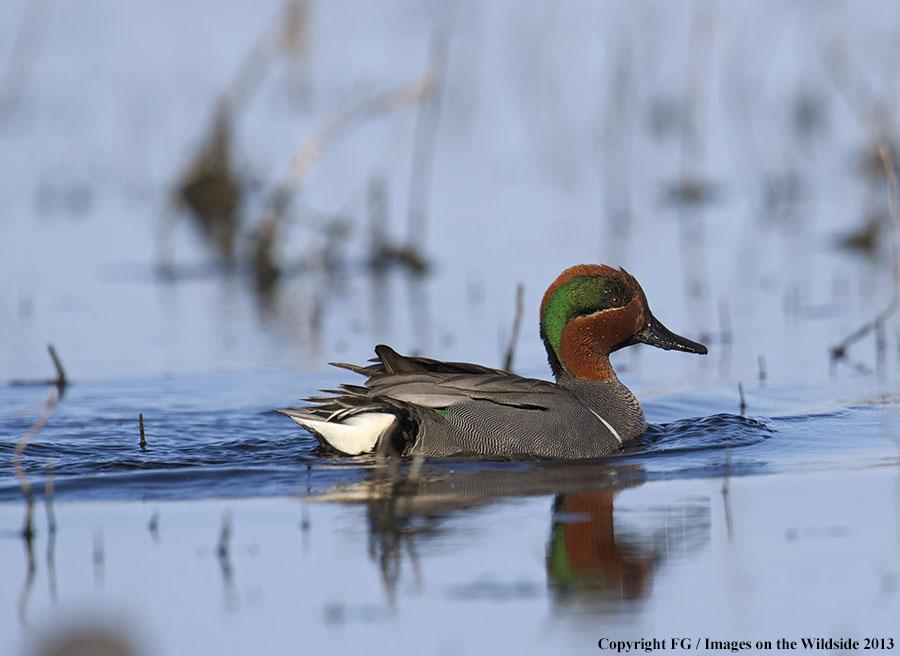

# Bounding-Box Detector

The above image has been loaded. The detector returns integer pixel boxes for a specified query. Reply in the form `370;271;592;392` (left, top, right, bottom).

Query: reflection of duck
280;264;707;459
313;461;709;604
548;492;653;599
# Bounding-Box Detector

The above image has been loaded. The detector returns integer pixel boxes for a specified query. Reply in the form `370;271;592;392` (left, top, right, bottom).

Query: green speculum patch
540;276;617;363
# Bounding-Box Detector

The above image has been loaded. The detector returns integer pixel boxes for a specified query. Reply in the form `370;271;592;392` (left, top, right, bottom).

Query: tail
277;408;397;456
280;345;441;455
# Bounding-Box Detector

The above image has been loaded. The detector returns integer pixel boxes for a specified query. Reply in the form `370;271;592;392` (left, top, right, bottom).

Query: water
4;0;900;653
3;373;899;653
5;378;892;504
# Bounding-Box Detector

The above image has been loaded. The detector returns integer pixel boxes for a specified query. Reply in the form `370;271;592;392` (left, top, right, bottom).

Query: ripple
640;413;777;453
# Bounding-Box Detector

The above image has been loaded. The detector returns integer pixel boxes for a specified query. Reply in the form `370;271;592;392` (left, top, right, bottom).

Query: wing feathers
281;345;558;455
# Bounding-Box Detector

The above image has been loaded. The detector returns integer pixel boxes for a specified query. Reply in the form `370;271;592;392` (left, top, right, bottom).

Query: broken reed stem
831;145;900;359
139;413;147;450
267;63;441;224
738;382;746;415
47;343;67;389
13;388;58;538
8;345;68;389
503;283;525;372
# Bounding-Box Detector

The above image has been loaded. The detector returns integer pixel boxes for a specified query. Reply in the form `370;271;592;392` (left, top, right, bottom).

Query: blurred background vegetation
3;0;900;386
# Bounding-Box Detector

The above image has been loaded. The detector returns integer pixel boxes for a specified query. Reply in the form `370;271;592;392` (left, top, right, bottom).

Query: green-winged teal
279;264;707;459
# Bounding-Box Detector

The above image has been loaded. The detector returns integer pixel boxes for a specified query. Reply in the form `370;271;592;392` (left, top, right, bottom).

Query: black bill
636;314;708;354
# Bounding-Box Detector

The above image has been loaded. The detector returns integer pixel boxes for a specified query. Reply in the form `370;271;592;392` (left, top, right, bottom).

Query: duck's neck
543;335;618;383
562;352;617;382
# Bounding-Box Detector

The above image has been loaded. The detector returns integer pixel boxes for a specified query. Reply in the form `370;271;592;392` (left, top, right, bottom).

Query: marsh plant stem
831;146;900;359
13;388;58;538
47;344;67;390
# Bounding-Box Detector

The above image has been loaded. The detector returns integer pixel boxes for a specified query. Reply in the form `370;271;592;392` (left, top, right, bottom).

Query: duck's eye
609;296;621;307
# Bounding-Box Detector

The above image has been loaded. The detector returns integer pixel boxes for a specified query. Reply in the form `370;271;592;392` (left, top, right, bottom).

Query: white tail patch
289;412;396;455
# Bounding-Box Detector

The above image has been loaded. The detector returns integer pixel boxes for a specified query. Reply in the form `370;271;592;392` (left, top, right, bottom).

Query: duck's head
539;264;707;382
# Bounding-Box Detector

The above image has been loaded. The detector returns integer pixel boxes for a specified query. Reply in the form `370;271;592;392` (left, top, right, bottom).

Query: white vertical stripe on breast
589;408;622;444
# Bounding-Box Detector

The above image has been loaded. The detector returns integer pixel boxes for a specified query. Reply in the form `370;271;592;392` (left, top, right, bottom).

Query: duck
278;264;707;459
